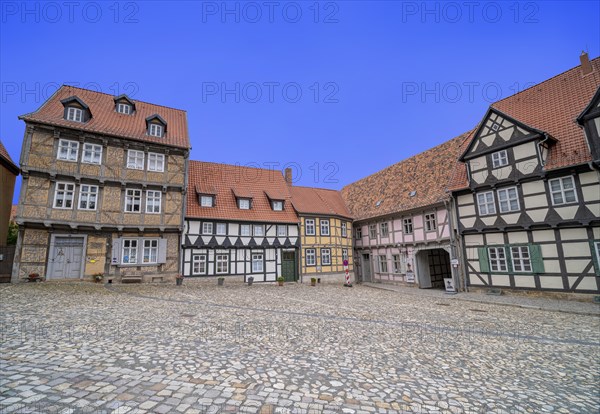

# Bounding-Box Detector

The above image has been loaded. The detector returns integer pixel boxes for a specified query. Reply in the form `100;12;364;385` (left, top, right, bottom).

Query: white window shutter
112;238;122;265
158;239;168;264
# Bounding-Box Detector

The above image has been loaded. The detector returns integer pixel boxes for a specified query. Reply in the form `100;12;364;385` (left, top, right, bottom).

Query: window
81;143;102;164
147;153;165;172
117;103;132;114
127;150;145;170
492;150;508;168
380;222;389;237
216;254;229;274
596;242;600;263
403;218;413;234
53;182;75;209
320;219;330;236
143;239;159;263
488;247;507;272
253;225;264;237
305;219;315;235
378;255;388;273
240;225;251;236
306;249;316;266
356;228;362;239
200;196;214;207
192;254;207;275
549;177;577;205
252;254;264;273
238;199;250;210
202;222;213;234
78;185;98;210
341;222;347;238
511;246;532;272
342;249;349;263
321;249;331;265
277;225;287;237
425;214;437;232
272;200;283;211
57;140;79;162
216;223;227;235
497;187;520;213
146;190;162;213
369;224;377;239
66;107;83;122
477;191;496;215
125;189;142;213
122;239;138;264
149;123;163;137
392;255;401;273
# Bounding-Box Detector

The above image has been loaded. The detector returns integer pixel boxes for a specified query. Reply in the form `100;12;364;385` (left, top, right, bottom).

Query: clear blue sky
1;1;599;203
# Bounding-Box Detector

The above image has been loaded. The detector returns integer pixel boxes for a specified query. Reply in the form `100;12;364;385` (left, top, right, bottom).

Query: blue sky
1;1;599;203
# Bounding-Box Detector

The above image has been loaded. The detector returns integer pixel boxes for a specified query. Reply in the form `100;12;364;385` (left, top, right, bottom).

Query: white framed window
147;153;165;172
549;177;577;205
252;254;264;273
492;150;508;168
53;182;75;209
342;249;349;263
200;196;214;207
142;239;159;263
125;189;142;213
511;246;532;272
341;222;347;238
403;218;413;234
238;199;250;210
320;219;330;236
145;190;162;214
122;239;138;264
477;191;496;215
277;225;287;237
392;254;401;273
488;247;507;272
305;219;315;235
253;225;264;237
149;123;163;137
57;139;79;162
78;184;98;210
369;224;377;239
117;103;132;114
596;242;600;262
321;248;331;265
355;228;362;239
192;254;207;275
216;254;229;274
272;200;283;211
425;213;437;232
81;143;102;164
240;224;251;236
378;255;388;273
66;107;83;122
497;187;520;213
306;249;316;266
380;222;389;237
127;150;145;170
216;223;227;235
202;222;213;235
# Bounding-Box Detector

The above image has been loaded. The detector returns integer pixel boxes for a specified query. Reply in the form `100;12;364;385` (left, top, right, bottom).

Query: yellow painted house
290;185;354;283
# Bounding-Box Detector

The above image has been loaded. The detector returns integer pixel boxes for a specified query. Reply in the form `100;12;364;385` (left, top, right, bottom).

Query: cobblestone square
1;281;598;413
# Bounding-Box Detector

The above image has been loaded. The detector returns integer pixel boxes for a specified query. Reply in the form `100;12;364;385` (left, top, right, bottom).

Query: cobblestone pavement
1;281;599;414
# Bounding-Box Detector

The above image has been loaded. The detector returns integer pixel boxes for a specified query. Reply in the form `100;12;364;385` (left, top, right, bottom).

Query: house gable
577;86;600;163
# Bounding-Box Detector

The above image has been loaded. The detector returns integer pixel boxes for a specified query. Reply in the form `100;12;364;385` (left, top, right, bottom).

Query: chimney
284;167;293;185
580;51;593;76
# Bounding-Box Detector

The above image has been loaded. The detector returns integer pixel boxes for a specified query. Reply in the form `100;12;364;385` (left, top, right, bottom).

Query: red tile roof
186;161;299;223
290;186;353;219
450;57;600;190
341;133;468;221
20;85;190;150
0;140;19;174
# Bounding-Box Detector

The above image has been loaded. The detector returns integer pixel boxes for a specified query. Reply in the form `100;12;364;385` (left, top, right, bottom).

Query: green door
281;251;297;282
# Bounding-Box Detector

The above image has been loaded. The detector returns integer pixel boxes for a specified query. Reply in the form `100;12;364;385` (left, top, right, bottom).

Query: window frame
403;218;413;234
272;200;283;211
200;195;214;207
192;254;207;275
238;198;251;210
117;103;132;114
380;222;389;238
66;106;83;122
321;248;332;266
202;222;213;235
378;255;388;273
425;213;437;232
215;254;229;274
149;123;163;137
306;249;316;266
121;239;139;265
477;191;496;216
488;247;508;272
341;222;347;238
491;150;508;168
142;239;159;264
369;224;377;239
127;150;145;170
497;187;520;213
216;223;227;236
78;184;98;211
511;246;532;273
549;176;578;206
277;225;287;237
240;224;251;236
342;248;349;263
252;253;264;273
392;254;401;273
57;139;79;162
355;227;362;239
53;182;75;209
81;143;102;165
320;219;330;236
305;219;316;236
147;152;165;172
253;225;264;237
145;190;162;214
124;189;142;213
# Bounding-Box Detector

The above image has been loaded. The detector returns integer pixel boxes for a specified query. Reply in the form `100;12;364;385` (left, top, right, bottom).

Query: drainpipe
444;195;466;292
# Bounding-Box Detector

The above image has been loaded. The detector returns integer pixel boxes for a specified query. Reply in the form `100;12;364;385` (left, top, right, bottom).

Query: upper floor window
497;187;520;213
238;198;251;210
477;191;496;215
253;225;264;237
58;139;79;162
117;103;132;114
272;200;283;211
549;176;577;205
425;213;437;232
216;223;227;235
380;222;389;237
200;196;214;207
125;189;142;213
148;153;165;172
78;185;98;210
146;190;162;214
240;224;251;236
320;219;330;236
341;222;347;238
202;222;213;234
53;182;75;209
369;224;377;239
305;219;315;235
149;123;163;137
403;218;413;234
66;107;83;122
127;150;145;170
492;150;508;168
82;143;102;165
356;227;362;239
277;225;287;237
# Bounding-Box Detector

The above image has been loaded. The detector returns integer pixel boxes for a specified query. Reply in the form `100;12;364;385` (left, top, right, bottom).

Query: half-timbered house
12;86;189;283
449;53;600;293
183;161;300;282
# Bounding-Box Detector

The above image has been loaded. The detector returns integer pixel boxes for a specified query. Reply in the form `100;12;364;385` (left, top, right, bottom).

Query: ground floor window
143;240;158;263
378;255;388;273
216;254;229;274
193;254;207;275
306;249;316;266
252;253;264;272
488;247;507;272
392;254;401;273
321;248;331;265
342;249;349;263
511;246;531;272
122;239;138;264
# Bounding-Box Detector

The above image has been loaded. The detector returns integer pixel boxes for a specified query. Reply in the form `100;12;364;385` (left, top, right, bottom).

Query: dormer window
200;195;214;207
66;107;83;122
272;200;283;211
149;124;163;137
146;114;167;138
238;198;251;210
117;103;132;114
114;95;136;115
61;96;91;122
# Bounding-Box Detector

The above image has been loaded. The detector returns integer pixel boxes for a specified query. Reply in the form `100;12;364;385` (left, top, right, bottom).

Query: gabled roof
577;85;600;124
20;85;190;149
449;56;600;191
186;161;299;223
290;186;353;219
0;140;19;175
341;133;467;222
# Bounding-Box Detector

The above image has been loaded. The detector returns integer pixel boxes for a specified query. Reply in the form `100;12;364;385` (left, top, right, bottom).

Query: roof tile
290;186;352;219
